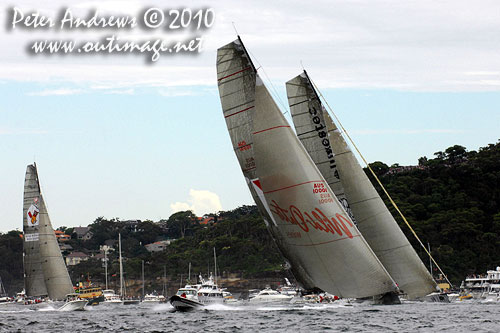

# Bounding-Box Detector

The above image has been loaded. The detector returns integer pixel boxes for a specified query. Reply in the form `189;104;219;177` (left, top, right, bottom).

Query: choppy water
1;300;499;332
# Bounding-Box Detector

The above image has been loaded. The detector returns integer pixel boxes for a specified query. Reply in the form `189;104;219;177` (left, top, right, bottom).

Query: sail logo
312;182;327;193
27;204;40;226
25;233;39;242
237;140;251;151
269;200;355;239
308;106;339;179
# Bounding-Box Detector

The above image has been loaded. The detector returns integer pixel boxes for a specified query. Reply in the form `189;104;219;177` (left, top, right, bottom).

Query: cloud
2;1;500;92
27;88;84;96
170;189;223;216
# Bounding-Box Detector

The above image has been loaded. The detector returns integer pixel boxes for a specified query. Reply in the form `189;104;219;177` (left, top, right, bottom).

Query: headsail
216;38;316;290
286;72;356;223
218;39;398;298
286;72;438;298
23;164;48;297
23;164;74;300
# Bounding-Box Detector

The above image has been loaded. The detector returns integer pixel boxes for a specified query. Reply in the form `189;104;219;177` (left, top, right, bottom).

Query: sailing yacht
23;163;86;311
285;71;439;300
117;234;140;305
216;36;447;304
217;38;401;303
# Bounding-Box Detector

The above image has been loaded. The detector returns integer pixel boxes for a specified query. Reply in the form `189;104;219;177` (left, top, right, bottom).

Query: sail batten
286;72;438;299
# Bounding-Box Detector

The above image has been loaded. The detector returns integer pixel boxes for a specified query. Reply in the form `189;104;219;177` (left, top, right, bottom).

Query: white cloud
1;1;500;92
27;88;84;96
170;189;222;216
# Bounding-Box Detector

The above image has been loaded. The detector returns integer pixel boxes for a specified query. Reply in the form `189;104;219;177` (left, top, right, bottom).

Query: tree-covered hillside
0;141;498;294
369;141;500;284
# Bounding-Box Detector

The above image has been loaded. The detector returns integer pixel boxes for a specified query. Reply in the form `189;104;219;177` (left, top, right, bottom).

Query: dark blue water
1;301;499;332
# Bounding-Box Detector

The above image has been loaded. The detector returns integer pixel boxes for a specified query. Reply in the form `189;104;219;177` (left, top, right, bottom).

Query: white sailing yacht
217;38;400;302
285;71;439;300
23;163;86;311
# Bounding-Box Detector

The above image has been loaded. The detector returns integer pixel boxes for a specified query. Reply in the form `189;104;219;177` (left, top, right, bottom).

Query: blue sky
1;0;499;232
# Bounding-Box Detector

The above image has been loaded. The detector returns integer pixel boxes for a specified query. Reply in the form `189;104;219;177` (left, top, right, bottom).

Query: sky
1;0;499;232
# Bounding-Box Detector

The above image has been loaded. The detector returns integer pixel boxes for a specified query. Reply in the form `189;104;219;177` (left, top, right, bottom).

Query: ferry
75;283;104;305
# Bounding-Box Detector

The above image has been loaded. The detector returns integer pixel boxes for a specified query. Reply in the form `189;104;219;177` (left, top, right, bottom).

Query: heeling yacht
22;164;86;311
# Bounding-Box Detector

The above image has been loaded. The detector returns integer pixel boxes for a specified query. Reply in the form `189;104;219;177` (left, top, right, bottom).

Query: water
1;301;499;332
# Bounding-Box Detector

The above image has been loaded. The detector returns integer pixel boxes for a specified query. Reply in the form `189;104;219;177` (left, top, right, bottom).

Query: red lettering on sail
269;200;356;239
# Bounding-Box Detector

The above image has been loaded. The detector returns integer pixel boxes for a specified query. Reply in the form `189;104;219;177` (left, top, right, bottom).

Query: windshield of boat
177;289;196;296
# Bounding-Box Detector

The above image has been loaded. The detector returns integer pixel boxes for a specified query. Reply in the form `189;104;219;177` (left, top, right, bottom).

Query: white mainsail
218;39;398;298
217;38;317;290
286;72;438;298
23;164;74;300
23;164;48;297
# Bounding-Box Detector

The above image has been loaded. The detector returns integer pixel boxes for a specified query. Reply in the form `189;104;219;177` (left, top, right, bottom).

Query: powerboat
102;289;122;303
249;287;294;303
143;293;166;302
170;286;204;311
197;274;224;304
57;294;87;311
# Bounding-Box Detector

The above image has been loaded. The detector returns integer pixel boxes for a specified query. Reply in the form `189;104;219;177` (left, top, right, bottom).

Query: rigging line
246;48;290;118
309;77;454;289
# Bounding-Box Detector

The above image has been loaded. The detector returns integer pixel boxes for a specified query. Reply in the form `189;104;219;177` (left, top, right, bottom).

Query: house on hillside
73;227;93;240
66;252;89;266
144;240;174;252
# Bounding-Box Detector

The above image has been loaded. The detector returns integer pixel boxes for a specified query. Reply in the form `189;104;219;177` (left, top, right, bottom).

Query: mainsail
23;164;48;297
216;38;317;290
286;71;438;298
23;164;74;300
217;39;398;298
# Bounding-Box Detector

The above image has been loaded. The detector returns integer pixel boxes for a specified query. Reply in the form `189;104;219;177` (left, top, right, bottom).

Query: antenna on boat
308;74;454;289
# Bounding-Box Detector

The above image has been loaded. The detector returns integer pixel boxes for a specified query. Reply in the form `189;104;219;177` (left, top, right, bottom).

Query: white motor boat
197;274;224;304
143;293;166;302
102;289;122;303
249;288;293;303
57;294;86;311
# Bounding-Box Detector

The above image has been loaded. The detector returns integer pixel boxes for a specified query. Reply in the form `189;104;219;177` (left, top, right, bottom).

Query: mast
213;247;217;286
119;233;123;298
142;260;145;300
104;249;108;290
188;262;191;283
162;266;166;297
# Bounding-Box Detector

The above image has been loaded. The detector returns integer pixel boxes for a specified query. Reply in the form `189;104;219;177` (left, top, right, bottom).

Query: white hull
58;299;86;311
